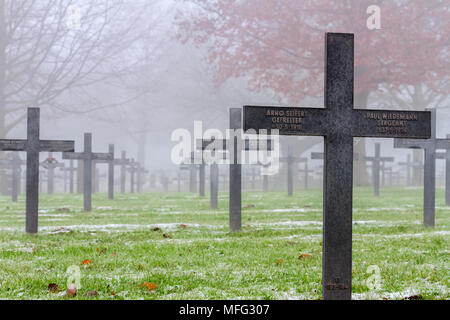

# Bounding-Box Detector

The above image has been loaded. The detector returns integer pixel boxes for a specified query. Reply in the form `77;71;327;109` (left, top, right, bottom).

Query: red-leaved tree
175;0;449;184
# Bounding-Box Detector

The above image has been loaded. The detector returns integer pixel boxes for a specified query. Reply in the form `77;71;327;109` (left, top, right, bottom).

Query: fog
0;0;449;190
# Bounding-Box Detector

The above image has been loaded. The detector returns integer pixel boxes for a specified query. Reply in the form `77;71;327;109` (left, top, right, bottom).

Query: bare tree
0;0;164;137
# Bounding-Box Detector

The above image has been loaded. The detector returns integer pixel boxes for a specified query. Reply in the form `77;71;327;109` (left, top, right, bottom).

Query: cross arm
394;138;428;149
435;139;450;150
40;140;75;152
92;153;113;161
0;139;27;151
311;152;359;160
63;152;85;160
352;109;431;138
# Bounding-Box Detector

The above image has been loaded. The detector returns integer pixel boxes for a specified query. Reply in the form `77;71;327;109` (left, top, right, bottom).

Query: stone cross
180;152;199;193
362;143;394;196
398;154;422;186
298;159;314;190
93;144;116;199
127;159;138;193
113;151;129;194
61;160;77;193
136;163;149;193
279;146;306;196
200;112;273;230
394;109;450;226
40;152;64;195
0;108;74;233
0;153;25;202
243;33;431;300
63;133;112;211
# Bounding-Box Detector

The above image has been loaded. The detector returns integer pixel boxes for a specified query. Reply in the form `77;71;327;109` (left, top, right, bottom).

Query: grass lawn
0;187;448;300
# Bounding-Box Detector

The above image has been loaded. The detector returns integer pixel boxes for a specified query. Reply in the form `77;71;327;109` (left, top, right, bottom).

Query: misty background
0;0;449;190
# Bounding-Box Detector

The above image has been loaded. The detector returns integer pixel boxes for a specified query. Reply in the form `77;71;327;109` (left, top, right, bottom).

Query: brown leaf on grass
179;224;187;229
245;204;255;208
47;283;60;293
405;295;423;300
139;282;157;291
84;290;98;297
299;254;312;259
275;259;284;265
66;284;77;298
163;234;172;239
96;248;107;255
82;259;93;265
111;291;116;296
153;227;161;232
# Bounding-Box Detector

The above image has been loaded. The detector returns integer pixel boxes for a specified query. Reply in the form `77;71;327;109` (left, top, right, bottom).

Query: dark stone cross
0;108;74;233
362;143;394;196
279;146;307;196
61;160;77;193
127;159;138;193
243;33;431;300
394;109;450;226
113;151;129;194
136;163;149;193
63;133;113;211
0;153;25;202
398;154;422;186
436;140;450;206
93;144;116;199
298;158;314;190
200;109;273;230
40;152;64;195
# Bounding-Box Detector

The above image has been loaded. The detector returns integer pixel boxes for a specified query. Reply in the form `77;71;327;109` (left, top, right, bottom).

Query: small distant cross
63;133;113;211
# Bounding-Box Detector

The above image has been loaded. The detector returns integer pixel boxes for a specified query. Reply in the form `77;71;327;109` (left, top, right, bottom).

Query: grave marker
243;33;431;300
0;153;25;202
398;154;422;186
394;109;450;226
279;146;306;196
362;143;394;196
0;108;74;233
40;152;64;195
63;133;112;211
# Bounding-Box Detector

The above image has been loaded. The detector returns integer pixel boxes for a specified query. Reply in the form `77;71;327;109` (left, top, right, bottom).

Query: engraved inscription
266;109;308;131
365;112;419;135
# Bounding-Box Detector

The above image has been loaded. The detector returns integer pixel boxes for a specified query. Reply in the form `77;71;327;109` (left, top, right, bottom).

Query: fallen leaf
51;227;72;234
111;291;116;296
153;227;161;232
82;259;93;265
98;248;107;255
299;254;312;259
179;224;187;229
66;284;77;298
405;295;423;300
245;204;255;208
84;290;98;297
47;283;60;293
163;234;172;239
140;282;157;291
275;259;284;265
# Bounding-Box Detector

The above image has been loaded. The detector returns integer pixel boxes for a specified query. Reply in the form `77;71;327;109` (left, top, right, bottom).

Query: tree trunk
0;0;8;195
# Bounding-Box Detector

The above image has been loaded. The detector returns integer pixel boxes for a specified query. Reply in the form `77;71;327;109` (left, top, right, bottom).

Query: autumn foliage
175;0;449;105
